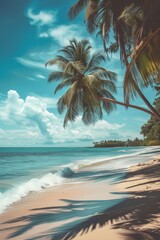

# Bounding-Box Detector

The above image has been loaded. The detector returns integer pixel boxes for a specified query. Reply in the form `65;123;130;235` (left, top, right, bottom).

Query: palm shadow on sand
1;163;160;240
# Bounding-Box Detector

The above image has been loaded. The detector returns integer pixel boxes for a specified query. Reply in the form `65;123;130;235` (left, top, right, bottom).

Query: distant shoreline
93;138;160;148
92;144;160;148
0;149;159;239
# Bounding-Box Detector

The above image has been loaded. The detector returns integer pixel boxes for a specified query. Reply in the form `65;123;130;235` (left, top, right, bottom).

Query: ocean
0;146;159;214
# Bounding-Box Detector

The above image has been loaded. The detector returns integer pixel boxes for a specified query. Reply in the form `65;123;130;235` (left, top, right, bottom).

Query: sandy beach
0;154;160;240
1;1;160;240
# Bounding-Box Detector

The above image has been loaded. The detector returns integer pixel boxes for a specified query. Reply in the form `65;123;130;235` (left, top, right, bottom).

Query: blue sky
0;0;155;147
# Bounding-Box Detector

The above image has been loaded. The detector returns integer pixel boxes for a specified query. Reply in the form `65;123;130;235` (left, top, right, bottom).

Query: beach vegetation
141;88;160;146
68;0;160;121
93;138;144;148
46;39;153;127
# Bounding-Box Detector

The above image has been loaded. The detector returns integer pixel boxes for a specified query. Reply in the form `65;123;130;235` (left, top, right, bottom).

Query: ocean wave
70;149;146;170
0;147;153;214
0;171;69;214
59;167;74;178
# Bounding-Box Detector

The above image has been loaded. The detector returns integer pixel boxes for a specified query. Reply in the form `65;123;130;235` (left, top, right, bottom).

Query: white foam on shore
0;146;157;214
70;147;148;170
0;172;65;214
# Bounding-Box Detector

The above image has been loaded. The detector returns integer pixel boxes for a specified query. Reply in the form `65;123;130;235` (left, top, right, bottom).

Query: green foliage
147;140;160;146
141;87;160;145
69;1;160;68
46;39;117;127
93;138;144;148
69;1;160;120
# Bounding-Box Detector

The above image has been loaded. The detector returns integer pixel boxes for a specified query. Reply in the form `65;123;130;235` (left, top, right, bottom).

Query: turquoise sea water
0;146;159;214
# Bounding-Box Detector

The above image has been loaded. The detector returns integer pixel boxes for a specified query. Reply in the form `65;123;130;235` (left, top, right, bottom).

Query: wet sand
0;155;160;240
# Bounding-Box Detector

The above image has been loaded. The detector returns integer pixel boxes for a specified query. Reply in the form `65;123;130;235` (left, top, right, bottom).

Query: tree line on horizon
141;85;160;146
45;1;160;135
93;138;144;148
93;85;160;148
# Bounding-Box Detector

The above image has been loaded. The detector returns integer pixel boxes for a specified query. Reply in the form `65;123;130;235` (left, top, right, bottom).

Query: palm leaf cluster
69;0;132;65
124;29;160;104
69;1;160;66
46;39;117;127
68;0;160;120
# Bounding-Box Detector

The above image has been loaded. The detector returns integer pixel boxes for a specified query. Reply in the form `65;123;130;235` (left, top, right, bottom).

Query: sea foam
0;146;155;214
0;171;68;214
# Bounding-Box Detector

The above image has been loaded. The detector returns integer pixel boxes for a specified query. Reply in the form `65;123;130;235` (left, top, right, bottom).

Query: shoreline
1;145;155;215
0;153;160;240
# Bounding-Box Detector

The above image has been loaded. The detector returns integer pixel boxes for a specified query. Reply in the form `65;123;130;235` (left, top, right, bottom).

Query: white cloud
16;57;58;72
0;129;5;135
48;25;81;45
0;90;124;146
25;8;96;48
39;32;49;38
30;94;57;109
0;129;41;146
29;49;57;60
26;9;56;26
16;57;45;69
36;74;46;79
39;24;96;48
133;117;148;123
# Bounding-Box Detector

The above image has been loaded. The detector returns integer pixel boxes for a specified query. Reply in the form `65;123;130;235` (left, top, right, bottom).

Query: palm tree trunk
101;97;155;117
124;32;160;120
105;26;160;121
131;78;160;120
122;36;160;120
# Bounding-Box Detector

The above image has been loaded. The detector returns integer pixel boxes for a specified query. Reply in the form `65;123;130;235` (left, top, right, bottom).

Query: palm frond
60;48;76;62
99;79;117;93
124;29;160;102
99;0;112;50
63;105;78;127
102;99;116;114
63;61;84;76
47;39;120;126
85;0;99;33
106;42;119;55
57;95;67;114
82;86;102;125
48;71;71;82
54;78;75;94
82;103;103;125
92;67;117;81
84;75;116;94
69;0;88;19
63;83;80;127
99;88;116;113
123;68;138;104
85;51;105;72
119;3;143;45
80;39;92;66
99;88;115;100
60;39;92;68
60;40;80;61
46;56;69;70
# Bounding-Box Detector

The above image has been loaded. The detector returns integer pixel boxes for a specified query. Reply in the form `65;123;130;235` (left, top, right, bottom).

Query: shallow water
0;146;159;213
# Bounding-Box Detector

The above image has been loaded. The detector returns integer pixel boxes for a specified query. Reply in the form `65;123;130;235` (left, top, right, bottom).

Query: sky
0;0;155;147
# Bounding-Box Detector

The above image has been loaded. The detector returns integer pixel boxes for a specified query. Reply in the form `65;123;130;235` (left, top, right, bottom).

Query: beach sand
0;156;160;240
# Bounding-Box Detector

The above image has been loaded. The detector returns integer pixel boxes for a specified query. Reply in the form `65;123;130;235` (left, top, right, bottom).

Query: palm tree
69;0;131;65
68;0;160;121
119;4;160;118
46;39;153;127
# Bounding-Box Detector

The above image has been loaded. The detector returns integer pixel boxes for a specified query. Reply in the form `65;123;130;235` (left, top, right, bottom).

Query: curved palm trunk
105;25;160;121
101;97;155;117
124;29;160;121
124;36;160;120
131;78;160;120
